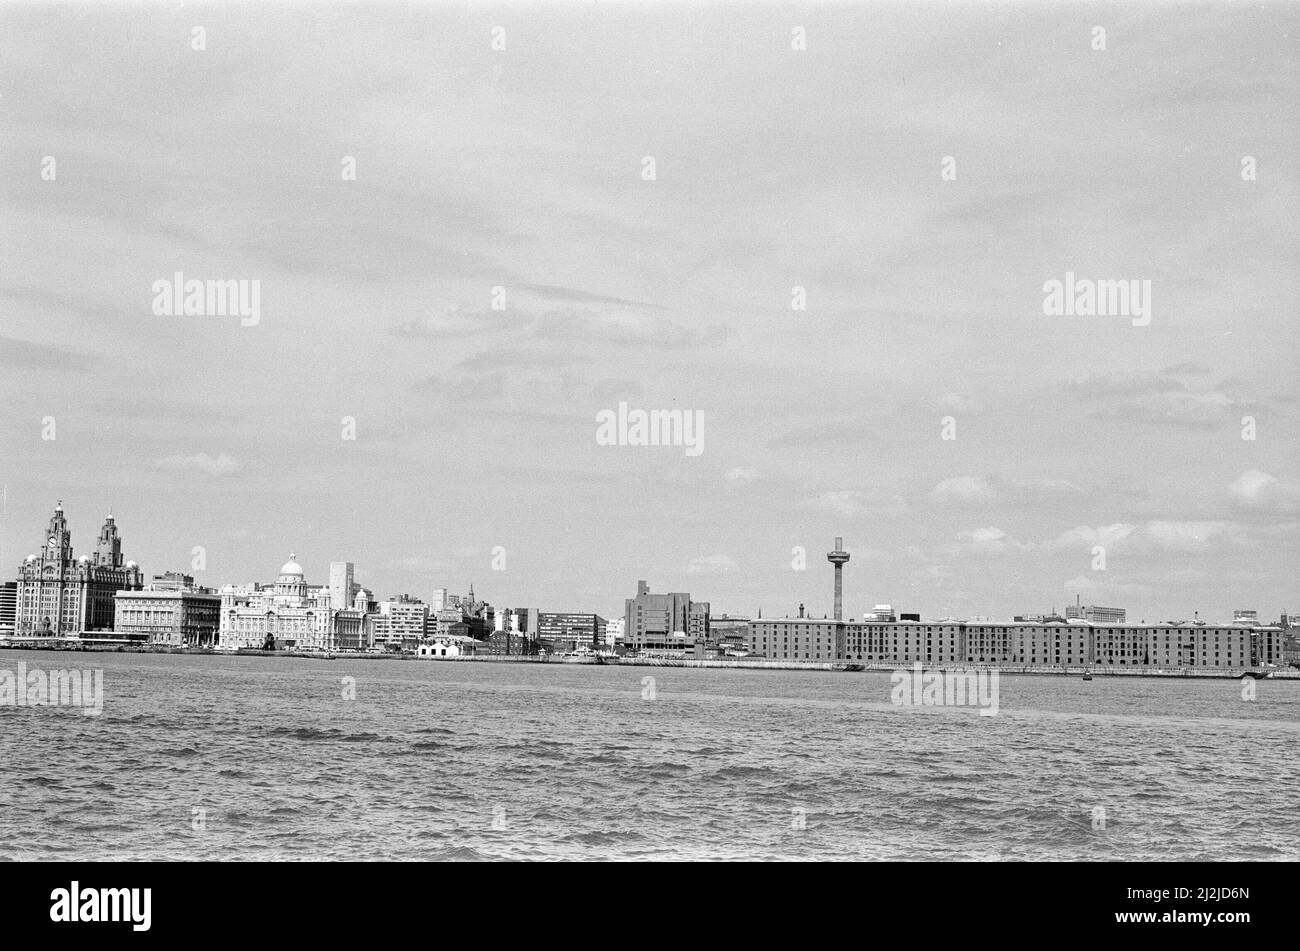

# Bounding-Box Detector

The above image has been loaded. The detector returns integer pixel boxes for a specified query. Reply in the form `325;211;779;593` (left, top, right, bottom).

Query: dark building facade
0;581;16;633
537;612;607;651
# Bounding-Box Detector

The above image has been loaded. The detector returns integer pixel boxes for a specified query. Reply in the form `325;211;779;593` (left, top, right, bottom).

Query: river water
1;649;1295;860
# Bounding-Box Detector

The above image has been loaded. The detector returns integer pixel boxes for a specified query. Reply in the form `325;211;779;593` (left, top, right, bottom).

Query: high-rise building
14;501;143;635
624;580;709;652
329;561;355;610
374;595;428;651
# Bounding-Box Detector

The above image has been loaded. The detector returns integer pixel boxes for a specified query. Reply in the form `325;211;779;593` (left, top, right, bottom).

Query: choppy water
1;649;1296;861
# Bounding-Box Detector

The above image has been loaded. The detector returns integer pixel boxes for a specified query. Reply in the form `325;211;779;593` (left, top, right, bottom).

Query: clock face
47;537;57;548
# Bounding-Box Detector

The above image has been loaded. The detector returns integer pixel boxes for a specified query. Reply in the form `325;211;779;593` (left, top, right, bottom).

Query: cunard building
15;501;144;635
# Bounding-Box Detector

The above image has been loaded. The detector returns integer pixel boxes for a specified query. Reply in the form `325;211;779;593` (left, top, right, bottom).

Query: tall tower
329;561;354;610
44;500;72;563
95;513;123;567
827;537;850;660
827;536;850;621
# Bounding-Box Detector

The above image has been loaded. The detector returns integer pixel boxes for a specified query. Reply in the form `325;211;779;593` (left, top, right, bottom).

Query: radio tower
827;536;850;621
827;537;850;660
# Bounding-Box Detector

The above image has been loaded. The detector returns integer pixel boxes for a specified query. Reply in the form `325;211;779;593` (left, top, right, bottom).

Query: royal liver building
15;501;143;635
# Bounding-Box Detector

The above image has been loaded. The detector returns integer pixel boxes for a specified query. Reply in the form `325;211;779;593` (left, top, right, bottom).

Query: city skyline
3;4;1298;624
2;497;1292;627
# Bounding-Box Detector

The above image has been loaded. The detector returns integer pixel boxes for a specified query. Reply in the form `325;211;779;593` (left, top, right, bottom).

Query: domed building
218;553;334;651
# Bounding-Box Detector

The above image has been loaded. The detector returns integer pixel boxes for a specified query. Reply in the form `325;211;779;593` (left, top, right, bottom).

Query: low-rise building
114;585;222;647
747;616;1285;670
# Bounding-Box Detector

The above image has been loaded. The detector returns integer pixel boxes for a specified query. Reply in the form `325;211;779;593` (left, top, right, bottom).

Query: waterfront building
708;615;750;653
536;612;607;652
114;580;222;647
218;555;335;650
14;501;143;635
747;533;1283;670
748;616;1282;671
373;595;427;652
0;581;16;634
624;581;709;652
417;635;478;657
1253;624;1285;666
604;616;625;647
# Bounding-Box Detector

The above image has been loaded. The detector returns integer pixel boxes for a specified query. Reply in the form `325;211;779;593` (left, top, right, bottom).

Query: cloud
687;554;736;574
516;284;663;310
1044;524;1136;551
1062;575;1151;598
393;555;459;574
800;491;870;517
1065;371;1248;429
530;308;728;350
0;335;95;372
954;526;1027;555
1228;470;1300;515
392;304;507;339
1142;520;1233;553
931;476;994;503
156;453;240;475
1161;362;1212;377
769;420;875;449
590;378;643;402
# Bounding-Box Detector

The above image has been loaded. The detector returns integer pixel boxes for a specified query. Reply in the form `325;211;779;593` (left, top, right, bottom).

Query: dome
25;554;36;563
279;553;304;576
78;555;90;564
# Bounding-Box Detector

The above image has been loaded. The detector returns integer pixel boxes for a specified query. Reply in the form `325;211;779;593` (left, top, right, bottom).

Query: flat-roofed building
537;612;607;652
748;616;1277;671
114;587;222;647
624;580;708;652
1066;603;1126;625
0;581;16;634
374;596;427;652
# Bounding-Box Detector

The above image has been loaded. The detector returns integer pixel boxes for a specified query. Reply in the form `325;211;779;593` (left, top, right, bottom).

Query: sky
1;2;1297;625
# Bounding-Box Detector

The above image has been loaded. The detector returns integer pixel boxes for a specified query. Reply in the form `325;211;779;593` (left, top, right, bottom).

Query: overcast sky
2;2;1297;624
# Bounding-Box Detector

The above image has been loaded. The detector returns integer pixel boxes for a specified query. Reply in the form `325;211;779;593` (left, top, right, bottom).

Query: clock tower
44;500;72;564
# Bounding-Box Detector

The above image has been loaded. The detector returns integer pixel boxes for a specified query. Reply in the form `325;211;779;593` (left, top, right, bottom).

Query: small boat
1082;670;1094;681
